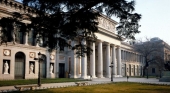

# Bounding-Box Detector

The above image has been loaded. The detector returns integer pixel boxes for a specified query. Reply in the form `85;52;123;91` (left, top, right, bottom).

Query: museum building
0;0;144;80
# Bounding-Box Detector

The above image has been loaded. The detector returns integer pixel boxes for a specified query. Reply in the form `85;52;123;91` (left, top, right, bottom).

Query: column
112;45;116;76
81;40;87;79
71;41;77;78
24;32;28;45
125;51;126;61
55;49;59;78
106;43;110;78
97;40;103;78
90;42;96;78
46;50;50;78
117;46;121;76
122;50;124;61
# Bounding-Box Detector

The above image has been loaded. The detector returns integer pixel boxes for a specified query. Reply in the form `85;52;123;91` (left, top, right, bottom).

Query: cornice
0;0;36;15
0;42;47;51
163;42;170;50
97;27;124;42
121;42;142;55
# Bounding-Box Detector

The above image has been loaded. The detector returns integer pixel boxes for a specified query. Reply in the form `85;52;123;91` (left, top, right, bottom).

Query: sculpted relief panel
98;17;115;33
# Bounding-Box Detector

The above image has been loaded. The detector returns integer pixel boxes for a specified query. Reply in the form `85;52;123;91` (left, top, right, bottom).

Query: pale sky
16;0;170;44
134;0;170;44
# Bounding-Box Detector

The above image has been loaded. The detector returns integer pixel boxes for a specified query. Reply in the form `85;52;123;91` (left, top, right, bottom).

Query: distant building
148;38;170;77
135;37;170;77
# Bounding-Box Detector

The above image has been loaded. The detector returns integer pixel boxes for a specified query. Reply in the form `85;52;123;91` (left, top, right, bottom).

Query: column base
80;76;87;79
105;75;111;78
97;74;104;78
113;75;123;77
92;76;97;78
97;76;105;78
71;75;77;78
24;43;28;45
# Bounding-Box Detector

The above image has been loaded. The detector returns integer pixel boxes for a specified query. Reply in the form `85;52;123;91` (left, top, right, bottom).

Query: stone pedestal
159;71;170;82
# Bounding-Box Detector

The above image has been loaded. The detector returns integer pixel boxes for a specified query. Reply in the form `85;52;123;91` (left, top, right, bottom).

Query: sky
16;0;170;44
133;0;170;44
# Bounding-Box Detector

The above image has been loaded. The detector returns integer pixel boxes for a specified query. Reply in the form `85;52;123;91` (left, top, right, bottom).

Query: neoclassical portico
70;39;123;79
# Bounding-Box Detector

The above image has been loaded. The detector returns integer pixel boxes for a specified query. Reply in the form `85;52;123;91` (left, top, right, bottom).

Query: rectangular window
28;29;34;45
152;68;155;73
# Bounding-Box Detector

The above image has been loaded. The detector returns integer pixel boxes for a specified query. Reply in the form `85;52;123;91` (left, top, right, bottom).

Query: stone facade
0;0;143;80
147;38;170;77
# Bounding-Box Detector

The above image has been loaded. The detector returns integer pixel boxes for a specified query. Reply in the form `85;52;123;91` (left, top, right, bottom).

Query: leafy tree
134;38;164;76
0;0;141;56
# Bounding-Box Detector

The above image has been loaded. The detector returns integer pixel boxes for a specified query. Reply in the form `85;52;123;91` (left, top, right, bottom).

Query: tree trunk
142;65;147;77
142;67;145;77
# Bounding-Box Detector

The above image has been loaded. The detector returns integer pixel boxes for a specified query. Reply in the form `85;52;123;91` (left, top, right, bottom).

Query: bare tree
134;37;164;77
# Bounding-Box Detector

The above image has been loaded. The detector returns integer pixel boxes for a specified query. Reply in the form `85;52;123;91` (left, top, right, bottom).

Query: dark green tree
0;0;141;56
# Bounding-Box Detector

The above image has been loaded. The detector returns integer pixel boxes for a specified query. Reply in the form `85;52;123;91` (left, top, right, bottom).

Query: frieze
98;17;115;33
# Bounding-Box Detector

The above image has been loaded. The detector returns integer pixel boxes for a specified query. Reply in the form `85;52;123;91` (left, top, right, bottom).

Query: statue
0;26;2;45
29;63;34;74
4;61;9;74
50;64;53;74
12;22;17;44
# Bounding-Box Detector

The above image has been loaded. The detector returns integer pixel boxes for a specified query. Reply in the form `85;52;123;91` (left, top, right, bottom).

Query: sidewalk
0;77;170;92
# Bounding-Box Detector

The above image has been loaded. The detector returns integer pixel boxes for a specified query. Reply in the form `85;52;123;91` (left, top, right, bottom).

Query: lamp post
34;52;43;87
159;69;161;78
109;62;114;82
146;67;148;79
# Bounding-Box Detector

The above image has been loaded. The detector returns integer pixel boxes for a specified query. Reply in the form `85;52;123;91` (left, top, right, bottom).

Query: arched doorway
40;55;46;78
15;52;25;79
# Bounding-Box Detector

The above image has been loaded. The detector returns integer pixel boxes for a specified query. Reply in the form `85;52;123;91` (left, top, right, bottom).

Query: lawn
11;82;170;93
0;78;86;86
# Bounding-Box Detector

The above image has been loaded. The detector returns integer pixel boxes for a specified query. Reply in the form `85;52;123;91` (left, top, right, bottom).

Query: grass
0;78;86;87
11;82;170;93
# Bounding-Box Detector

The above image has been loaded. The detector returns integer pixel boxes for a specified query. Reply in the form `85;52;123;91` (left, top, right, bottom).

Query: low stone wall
159;71;170;82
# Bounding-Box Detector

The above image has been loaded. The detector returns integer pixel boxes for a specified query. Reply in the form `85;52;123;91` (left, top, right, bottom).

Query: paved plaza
0;77;170;92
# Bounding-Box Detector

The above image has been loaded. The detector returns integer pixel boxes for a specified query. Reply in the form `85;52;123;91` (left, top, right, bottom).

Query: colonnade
70;40;122;79
15;31;144;78
121;49;144;77
121;50;144;63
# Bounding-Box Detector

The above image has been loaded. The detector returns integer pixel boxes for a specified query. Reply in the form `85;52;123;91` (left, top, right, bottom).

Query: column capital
116;45;121;48
106;42;110;45
110;44;115;46
103;42;110;45
97;39;103;43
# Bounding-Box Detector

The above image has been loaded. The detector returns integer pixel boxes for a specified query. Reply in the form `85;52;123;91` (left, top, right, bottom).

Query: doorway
59;63;65;78
15;52;25;79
